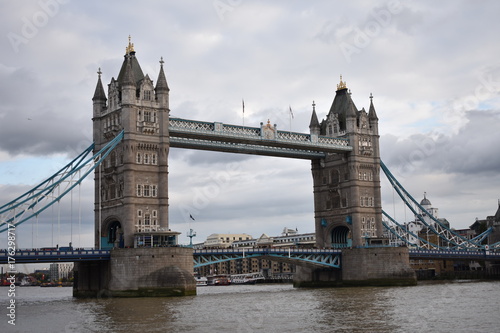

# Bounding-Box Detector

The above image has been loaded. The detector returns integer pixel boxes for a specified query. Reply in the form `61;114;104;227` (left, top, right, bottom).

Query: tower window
118;180;124;197
143;90;151;100
137;184;143;197
144;111;151;122
144;153;149;164
151;153;157;165
143;185;150;197
151;185;157;197
136;153;142;164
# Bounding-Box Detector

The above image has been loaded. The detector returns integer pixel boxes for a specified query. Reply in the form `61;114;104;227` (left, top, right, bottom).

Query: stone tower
311;77;382;248
92;38;170;248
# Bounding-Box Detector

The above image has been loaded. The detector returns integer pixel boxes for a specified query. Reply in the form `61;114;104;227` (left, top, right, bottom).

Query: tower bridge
2;38;499;296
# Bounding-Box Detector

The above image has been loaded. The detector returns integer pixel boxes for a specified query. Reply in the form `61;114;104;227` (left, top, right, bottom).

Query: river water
1;281;499;332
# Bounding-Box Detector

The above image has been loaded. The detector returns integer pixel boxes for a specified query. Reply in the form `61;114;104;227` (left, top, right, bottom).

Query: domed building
403;193;450;247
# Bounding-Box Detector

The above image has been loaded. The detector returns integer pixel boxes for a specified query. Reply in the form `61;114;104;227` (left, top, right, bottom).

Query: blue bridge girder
193;248;342;268
0;249;110;264
408;249;500;260
169;117;352;159
2;247;500;265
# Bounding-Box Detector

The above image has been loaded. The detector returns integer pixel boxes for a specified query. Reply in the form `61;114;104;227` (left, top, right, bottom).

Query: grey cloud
382;110;500;177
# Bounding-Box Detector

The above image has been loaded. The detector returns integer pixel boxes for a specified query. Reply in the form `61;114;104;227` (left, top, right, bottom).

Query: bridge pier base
293;266;342;288
73;247;196;297
293;247;416;288
342;247;416;286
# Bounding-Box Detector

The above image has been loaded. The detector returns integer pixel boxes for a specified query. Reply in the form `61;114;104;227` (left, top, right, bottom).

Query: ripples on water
1;281;499;332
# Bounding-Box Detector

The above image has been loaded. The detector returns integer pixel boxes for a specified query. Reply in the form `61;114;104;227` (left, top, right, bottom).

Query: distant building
195;227;314;278
471;201;500;245
387;193;451;248
388;194;497;275
49;263;74;281
231;227;315;249
202;233;253;248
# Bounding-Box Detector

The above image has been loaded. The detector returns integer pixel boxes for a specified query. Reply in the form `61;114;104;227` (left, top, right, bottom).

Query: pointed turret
368;93;378;120
92;68;107;102
155;57;169;92
121;55;135;87
368;93;379;135
121;54;136;104
155;57;170;107
494;199;500;222
309;101;320;136
93;68;107;116
117;36;144;86
326;76;358;133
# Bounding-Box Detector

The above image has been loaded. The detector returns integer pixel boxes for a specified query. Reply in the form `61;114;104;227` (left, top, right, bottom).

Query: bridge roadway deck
1;248;499;264
168;117;352;159
0;249;110;264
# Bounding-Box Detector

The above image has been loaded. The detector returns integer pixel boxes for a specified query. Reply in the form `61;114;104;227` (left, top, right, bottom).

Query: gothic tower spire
92;68;107;117
155;57;170;107
309;101;320;136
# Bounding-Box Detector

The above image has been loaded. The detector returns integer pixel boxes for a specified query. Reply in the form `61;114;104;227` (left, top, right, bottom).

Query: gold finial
312;100;316;111
159;56;164;66
126;35;135;54
97;67;102;77
336;75;347;91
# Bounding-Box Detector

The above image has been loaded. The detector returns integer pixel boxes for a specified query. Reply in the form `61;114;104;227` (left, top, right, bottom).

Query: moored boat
207;274;231;286
194;276;208;286
230;272;265;285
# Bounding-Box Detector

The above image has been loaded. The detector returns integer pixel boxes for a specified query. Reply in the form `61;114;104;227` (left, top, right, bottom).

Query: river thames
1;281;499;332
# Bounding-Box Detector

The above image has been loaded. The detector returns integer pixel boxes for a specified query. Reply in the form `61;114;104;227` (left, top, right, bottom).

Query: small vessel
194;276;208;286
230;272;265;285
207;275;231;286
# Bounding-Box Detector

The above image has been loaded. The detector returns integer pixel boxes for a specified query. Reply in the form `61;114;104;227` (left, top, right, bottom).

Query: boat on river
230;272;265;285
207;275;231;286
194;276;208;286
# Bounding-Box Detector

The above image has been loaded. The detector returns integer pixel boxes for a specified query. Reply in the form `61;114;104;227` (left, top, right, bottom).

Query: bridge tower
92;38;171;248
311;77;382;248
74;38;195;297
294;77;415;287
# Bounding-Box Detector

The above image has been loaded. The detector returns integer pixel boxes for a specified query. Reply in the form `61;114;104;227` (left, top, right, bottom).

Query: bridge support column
293;247;416;288
342;247;416;286
73;247;196;297
293;267;342;288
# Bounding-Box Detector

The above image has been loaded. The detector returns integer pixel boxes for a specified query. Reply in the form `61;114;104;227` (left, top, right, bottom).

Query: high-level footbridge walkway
169;117;351;159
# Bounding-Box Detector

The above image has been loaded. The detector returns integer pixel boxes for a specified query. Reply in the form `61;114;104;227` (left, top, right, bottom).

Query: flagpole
289;105;293;133
242;98;245;126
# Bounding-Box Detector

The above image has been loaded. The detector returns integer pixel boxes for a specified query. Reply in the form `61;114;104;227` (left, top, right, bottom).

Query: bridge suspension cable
0;131;124;233
380;160;493;250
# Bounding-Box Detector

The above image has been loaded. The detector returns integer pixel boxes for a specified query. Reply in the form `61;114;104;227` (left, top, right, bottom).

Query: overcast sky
1;0;500;253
